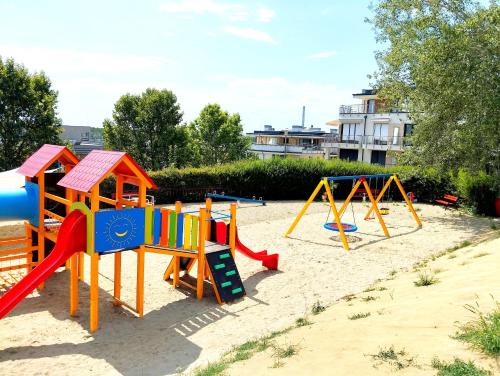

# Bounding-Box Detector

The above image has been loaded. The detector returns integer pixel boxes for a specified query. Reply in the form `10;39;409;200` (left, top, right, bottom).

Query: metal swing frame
285;174;422;251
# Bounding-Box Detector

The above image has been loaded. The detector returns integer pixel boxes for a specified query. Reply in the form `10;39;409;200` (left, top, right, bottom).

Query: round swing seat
380;207;390;215
323;222;358;232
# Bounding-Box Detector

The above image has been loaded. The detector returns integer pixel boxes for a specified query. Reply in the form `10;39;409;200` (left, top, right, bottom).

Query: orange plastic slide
0;210;86;319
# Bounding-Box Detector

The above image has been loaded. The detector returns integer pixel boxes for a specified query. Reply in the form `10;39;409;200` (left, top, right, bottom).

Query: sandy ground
0;201;495;375
227;234;500;376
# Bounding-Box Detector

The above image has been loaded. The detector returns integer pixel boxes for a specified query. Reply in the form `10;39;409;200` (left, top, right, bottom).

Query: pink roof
58;150;156;192
17;144;78;177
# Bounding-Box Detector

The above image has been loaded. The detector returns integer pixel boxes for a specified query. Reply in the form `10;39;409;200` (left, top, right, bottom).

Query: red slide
235;229;279;270
0;210;86;319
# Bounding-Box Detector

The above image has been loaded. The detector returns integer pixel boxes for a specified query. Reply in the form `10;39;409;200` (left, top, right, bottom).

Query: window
367;99;375;113
404;123;414;137
370;150;386;165
393;127;400;145
372;123;388;145
341;123;362;143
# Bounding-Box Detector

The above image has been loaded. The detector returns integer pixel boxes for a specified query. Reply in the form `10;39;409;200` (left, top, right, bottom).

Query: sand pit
0;201;495;375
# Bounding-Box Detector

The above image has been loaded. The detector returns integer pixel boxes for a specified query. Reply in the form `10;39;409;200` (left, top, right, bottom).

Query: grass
362;295;378;302
389;269;397;277
414;271;439;287
431;357;491;376
433;268;445;274
473;252;490;258
454;300;500;357
271;343;299;368
369;346;415;370
295;317;311;327
448;254;458;259
312;301;326;315
348;312;371;320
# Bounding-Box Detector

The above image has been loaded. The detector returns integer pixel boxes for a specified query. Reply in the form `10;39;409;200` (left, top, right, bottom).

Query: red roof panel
17;144;76;177
57;150;156;192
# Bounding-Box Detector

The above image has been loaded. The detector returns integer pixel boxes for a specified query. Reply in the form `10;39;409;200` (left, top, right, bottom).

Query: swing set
285;173;422;251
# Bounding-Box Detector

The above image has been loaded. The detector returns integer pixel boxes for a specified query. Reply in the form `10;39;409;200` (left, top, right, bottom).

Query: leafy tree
0;57;62;170
369;0;500;173
189;103;251;166
103;88;190;170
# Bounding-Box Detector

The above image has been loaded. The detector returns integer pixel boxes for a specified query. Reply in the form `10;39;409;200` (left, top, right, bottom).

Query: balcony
339;104;407;115
322;135;411;151
250;143;324;155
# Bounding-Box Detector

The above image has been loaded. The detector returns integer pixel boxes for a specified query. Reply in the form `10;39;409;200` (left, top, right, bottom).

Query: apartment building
61;125;104;157
323;89;413;166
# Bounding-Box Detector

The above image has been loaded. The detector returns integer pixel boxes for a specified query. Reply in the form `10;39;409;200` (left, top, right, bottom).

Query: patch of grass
460;261;470;266
448;254;457;259
362;295;378;302
348;312;371;320
413;260;428;272
271;343;299;368
414;271;439;287
295;317;311;327
431;357;491;376
389;269;397;277
363;286;377;292
433;268;445;274
343;294;356;302
194;361;228;376
454;300;500;356
473;252;490;258
369;346;415;370
377;286;387;291
490;222;497;230
312;301;326;315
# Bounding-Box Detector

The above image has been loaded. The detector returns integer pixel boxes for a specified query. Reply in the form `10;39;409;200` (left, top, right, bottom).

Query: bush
454;170;499;216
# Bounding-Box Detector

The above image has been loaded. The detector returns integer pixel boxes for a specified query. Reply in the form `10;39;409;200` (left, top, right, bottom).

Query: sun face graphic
104;212;138;250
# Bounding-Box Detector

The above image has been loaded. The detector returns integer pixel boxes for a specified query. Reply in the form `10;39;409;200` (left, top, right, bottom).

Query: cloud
307;51;338;59
160;0;275;22
0;45;172;74
160;0;248;21
221;26;275;43
257;7;275;23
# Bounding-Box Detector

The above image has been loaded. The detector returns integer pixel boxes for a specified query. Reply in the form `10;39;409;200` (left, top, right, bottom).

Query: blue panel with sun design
94;208;146;253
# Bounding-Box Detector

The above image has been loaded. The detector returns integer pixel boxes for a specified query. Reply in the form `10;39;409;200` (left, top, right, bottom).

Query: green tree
369;0;500;172
103;88;190;170
189;103;251;166
0;57;62;171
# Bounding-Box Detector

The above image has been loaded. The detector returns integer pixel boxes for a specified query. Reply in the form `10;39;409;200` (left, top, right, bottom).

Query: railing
250;144;324;154
339;104;407;114
322;135;411;149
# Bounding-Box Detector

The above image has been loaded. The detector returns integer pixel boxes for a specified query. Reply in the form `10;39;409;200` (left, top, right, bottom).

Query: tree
189;103;251;166
103;88;190;170
369;0;500;172
0;57;62;171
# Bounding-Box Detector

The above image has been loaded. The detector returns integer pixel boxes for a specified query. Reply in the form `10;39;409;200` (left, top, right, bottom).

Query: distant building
322;89;413;166
247;125;336;160
61;125;104;158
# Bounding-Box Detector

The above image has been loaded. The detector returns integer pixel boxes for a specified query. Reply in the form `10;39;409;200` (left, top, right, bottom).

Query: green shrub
454;170;499;216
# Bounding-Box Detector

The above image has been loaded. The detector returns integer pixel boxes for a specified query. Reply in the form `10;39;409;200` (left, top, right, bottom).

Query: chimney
301;106;305;127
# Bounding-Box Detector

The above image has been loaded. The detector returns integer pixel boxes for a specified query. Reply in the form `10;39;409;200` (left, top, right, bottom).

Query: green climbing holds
214;263;225;270
232;287;243;294
219;253;230;260
221;281;232;288
225;270;236;277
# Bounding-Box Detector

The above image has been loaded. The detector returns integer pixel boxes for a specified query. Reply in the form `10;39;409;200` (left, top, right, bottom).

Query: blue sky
0;0;378;132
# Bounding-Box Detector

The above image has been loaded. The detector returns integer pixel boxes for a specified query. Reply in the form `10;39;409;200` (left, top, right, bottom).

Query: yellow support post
362;180;390;238
197;208;206;300
364;176;394;219
393;175;422;227
285;179;326;236
229;203;237;258
324;178;350;251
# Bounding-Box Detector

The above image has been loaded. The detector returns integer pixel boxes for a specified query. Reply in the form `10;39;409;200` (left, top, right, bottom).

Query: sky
0;0;379;133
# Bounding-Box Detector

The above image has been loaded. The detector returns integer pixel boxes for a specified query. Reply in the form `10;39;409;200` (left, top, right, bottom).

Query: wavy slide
214;222;278;270
0;210;86;319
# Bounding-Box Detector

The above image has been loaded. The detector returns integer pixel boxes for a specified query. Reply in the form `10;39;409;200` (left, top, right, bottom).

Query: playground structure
286;173;422;251
0;145;277;332
207;192;266;206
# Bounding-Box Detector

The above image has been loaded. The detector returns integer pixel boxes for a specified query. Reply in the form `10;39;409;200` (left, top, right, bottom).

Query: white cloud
257;7;275;23
0;45;172;74
160;0;248;21
221;26;275;43
307;51;338;59
160;0;275;22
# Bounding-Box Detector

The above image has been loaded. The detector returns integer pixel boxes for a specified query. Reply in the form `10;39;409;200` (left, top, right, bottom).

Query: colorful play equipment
207;192;266;206
0;144;276;332
286;173;422;251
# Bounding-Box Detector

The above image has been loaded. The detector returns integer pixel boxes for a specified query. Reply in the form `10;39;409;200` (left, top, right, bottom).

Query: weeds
369;346;415;370
295;317;311;327
433;268;445;274
271;343;299;368
431;357;491;376
362;295;378;302
312;301;326;315
454;300;500;356
348;312;371;320
473;252;490;258
414;271;439;287
448;254;457;259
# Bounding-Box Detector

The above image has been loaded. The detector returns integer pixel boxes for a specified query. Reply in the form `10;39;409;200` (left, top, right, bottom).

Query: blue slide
0;181;39;226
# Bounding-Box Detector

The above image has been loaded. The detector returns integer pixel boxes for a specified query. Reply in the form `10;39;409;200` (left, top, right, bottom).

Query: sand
227;234;500;375
0;201;495;375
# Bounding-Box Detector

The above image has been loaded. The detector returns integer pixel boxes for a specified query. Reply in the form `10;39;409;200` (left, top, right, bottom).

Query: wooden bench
435;194;459;208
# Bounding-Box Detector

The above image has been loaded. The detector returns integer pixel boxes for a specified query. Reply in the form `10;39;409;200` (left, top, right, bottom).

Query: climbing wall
205;245;245;303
